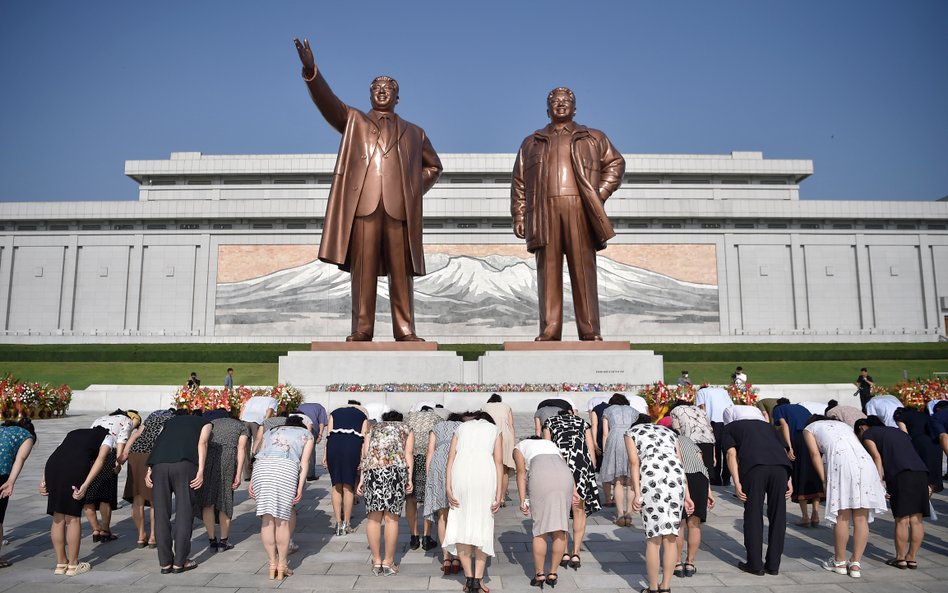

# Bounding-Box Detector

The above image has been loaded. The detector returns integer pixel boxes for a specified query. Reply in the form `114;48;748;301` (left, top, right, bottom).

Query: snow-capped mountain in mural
215;253;719;334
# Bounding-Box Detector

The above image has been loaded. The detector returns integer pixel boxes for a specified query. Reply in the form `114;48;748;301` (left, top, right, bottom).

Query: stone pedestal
479;343;662;384
280;342;463;391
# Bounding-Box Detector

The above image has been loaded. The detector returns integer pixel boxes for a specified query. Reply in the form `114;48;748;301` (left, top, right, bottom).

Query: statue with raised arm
511;87;625;341
294;37;442;342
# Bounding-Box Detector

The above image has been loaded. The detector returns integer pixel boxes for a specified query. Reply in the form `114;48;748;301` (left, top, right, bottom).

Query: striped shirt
678;434;709;479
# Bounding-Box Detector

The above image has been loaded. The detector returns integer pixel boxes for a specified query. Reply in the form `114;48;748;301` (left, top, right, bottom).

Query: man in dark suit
511;87;624;341
294;38;442;342
723;419;793;576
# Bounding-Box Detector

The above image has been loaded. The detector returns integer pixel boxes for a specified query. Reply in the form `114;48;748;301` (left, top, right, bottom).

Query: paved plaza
0;411;946;593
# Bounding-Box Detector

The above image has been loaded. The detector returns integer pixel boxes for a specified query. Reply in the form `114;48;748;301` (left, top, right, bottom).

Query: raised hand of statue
293;37;316;75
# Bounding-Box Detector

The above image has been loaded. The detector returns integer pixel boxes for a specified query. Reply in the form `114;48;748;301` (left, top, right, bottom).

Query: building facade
1;151;946;343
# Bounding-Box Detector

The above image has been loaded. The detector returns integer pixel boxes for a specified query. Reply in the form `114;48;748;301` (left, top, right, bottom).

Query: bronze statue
511;87;625;341
294;38;442;342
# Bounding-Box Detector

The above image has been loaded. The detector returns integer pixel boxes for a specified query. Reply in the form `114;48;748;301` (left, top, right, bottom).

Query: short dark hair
853;418;870;435
487;394;502;403
825;399;839;413
420;405;433;411
382;410;404;422
190;372;197;377
934;400;948;414
347;399;362;406
608;393;629;406
776;397;791;406
633;414;652;426
736;366;743;372
805;414;830;426
227;367;233;372
472;411;496;424
447;412;465;422
860;367;868;372
285;415;306;428
866;415;885;427
681;370;688;375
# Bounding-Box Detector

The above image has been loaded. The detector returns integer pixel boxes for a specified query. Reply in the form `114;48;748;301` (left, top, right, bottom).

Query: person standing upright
294;37;442;342
511;87;625;341
223;368;234;391
722;419;793;576
854;368;874;413
695;385;734;486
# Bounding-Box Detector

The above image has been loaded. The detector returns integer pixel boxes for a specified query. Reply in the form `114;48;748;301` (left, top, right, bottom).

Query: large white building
1;150;947;343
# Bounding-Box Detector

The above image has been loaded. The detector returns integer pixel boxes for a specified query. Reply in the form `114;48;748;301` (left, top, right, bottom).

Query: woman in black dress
543;410;600;570
325;404;369;535
41;427;112;576
895;407;945;493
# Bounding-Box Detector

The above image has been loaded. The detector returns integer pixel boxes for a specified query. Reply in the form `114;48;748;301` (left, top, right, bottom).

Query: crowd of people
0;388;946;593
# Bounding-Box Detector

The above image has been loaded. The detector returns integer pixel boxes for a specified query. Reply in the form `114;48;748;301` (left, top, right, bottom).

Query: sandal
559;553;570;568
65;562;92;576
441;559;452;573
160;565;173;574
885;558;908;569
640;589;658;593
478;578;490;593
99;530;118;542
53;563;68;574
172;559;197;573
683;563;696;577
147;539;157;549
277;564;293;579
91;530;102;543
136;540;147;549
451;558;462;574
530;572;546;588
372;563;383;576
906;560;918;569
381;563;398;576
545;573;558;588
673;563;684;578
568;554;581;570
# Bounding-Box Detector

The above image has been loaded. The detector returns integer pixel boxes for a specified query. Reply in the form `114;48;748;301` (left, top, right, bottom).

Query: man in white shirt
865;394;903;428
723;404;766;424
696;386;735;485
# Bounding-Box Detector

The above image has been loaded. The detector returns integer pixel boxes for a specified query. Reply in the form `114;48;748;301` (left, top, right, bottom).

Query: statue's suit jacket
511;124;624;253
305;68;442;276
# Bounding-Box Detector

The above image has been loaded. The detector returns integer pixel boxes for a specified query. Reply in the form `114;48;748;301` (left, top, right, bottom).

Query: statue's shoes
396;334;425;342
534;333;560;342
580;334;603;341
346;332;373;342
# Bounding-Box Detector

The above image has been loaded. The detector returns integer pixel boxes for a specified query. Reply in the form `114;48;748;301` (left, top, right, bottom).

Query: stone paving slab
0;412;946;593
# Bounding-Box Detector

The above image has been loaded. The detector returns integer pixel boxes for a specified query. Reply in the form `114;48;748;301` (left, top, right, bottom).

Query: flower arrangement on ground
173;383;304;416
0;373;72;419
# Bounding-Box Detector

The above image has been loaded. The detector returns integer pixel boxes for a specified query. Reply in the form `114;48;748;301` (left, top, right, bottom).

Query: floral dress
544;414;601;515
361;421;412;515
626;423;686;538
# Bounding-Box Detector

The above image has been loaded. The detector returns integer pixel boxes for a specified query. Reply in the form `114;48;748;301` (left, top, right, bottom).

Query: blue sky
0;1;945;202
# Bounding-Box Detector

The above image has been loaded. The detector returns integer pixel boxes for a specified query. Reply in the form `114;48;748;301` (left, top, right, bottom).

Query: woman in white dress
443;412;504;593
804;416;887;579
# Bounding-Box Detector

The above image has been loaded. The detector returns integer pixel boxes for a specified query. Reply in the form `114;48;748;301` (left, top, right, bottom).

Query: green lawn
2;341;945;390
0;362;278;390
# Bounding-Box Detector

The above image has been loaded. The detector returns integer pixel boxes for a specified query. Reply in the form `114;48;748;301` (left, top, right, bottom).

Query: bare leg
342;485;355;524
684;515;701;564
613;477;627;519
549;531;566;575
65;515;82;565
660;534;677;590
423;517;432;538
894;516;909;560
456;543;474;577
331;485;343;524
274;518;291;569
219;513;232;540
850;509;869;563
131;496;145;542
148;507;156;544
50;513;68;565
833;509;851;562
202;506;217;541
366;511;383;563
906;514;924;561
382;512;399;566
472;547;488;579
811;499;821;523
437;509;453;560
405;495;418;536
260;515;276;567
571;503;587;555
532;534;548;576
83;504;100;534
797;500;809;524
644;536;661;590
99;502;112;532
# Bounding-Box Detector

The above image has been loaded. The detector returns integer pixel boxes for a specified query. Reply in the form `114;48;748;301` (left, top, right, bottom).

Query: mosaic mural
214;244;720;338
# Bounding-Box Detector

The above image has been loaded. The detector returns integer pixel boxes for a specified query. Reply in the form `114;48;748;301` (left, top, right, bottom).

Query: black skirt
888;470;930;518
792;432;824;501
84;449;118;509
682;472;709;523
